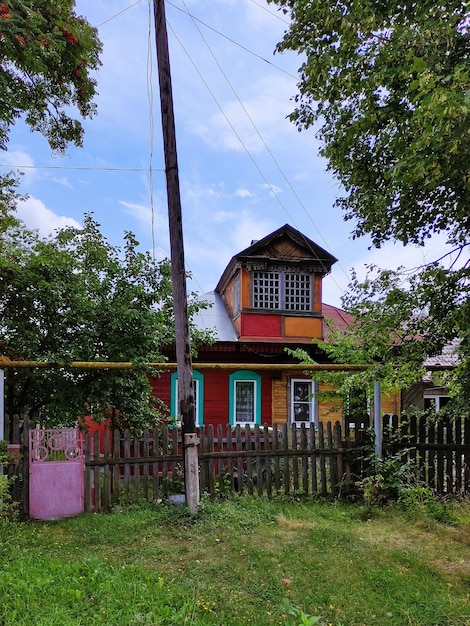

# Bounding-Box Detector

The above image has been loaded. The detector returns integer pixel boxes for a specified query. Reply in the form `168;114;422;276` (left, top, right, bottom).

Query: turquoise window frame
171;370;204;427
229;370;261;426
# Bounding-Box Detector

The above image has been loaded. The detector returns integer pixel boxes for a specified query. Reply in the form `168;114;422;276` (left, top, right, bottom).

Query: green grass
1;497;469;625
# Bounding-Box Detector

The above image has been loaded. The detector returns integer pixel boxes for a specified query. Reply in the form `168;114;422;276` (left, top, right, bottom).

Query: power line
173;2;350;288
96;0;144;27
166;0;297;80
0;164;164;173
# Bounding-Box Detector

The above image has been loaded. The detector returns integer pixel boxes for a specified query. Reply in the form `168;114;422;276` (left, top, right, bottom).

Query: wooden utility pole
153;0;199;512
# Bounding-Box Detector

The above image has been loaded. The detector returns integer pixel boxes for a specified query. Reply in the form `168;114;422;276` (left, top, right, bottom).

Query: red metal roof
322;303;355;339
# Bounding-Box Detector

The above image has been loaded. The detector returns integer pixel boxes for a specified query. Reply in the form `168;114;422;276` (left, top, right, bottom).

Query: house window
171;371;204;426
424;395;450;412
252;271;312;312
234;272;241;315
229;370;261;425
291;379;317;426
285;273;311;311
252;271;280;309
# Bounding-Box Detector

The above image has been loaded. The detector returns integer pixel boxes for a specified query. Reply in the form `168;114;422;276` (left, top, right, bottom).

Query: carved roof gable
216;224;337;294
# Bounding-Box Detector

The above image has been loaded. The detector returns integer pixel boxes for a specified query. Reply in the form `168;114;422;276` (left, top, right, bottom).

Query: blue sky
2;0;456;307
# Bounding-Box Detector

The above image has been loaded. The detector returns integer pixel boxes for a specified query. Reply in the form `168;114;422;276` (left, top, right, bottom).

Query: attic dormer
216;224;337;343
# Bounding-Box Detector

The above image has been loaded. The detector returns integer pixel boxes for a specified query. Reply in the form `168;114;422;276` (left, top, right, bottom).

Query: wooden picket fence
83;422;348;512
3;414;470;514
383;413;470;495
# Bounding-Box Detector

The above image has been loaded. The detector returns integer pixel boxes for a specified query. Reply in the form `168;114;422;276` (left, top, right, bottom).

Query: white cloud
50;176;74;190
1;150;38;185
213;210;235;223
235;188;253;198
16;196;81;236
191;75;297;154
230;211;277;251
119;200;169;258
120;200;153;226
260;182;283;197
322;232;469;308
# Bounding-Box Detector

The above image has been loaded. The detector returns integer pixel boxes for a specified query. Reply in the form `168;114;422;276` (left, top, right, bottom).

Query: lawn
1;496;469;625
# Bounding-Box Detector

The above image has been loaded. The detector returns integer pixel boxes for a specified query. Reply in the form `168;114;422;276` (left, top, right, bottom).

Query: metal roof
192;291;238;342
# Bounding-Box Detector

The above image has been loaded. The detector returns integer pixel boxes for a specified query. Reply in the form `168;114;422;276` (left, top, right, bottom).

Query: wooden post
0;369;4;441
374;380;382;459
0;369;4;475
153;0;199;512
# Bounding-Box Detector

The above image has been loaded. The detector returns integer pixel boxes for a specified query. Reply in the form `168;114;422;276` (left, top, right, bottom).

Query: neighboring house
150;224;399;429
402;340;459;413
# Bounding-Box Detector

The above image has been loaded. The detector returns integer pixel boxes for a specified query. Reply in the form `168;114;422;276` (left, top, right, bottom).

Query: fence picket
318;422;327;496
103;427;111;510
310;423;318;494
428;420;436;489
300;424;308;495
226;424;235;494
291;424;299;494
282;423;289;495
264;424;272;498
113;428;121;502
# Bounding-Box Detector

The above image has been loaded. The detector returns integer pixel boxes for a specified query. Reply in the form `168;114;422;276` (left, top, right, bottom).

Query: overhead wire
165;0;297;80
0;164;162;172
96;0;144;28
9;1;350;301
172;1;350;289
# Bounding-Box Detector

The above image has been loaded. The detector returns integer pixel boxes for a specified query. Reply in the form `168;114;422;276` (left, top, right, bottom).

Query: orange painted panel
284;316;322;339
382;393;401;415
241;267;251;309
313;274;322;313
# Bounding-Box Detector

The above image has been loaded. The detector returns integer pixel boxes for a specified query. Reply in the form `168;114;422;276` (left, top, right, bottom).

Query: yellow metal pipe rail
0;358;452;371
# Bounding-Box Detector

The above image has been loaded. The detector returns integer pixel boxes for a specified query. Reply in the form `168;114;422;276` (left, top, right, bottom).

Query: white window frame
289;378;318;427
424;394;450;412
171;371;203;427
290;379;318;427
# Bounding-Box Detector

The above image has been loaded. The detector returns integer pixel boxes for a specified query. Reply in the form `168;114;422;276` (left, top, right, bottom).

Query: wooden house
150;224;400;428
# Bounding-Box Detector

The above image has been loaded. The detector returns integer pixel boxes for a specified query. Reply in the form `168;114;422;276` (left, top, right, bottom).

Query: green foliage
0;474;17;520
0;442;17;520
0;213;213;429
281;600;321;626
0;0;102;152
1;498;470;625
269;0;470;405
269;0;469;249
355;426;421;506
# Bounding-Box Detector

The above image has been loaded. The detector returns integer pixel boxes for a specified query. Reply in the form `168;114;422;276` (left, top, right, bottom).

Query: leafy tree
0;213;213;430
0;0;101;152
269;0;470;408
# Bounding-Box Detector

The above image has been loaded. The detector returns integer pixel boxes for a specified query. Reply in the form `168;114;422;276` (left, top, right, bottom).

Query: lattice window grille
252;271;280;309
252;270;312;311
285;273;311;311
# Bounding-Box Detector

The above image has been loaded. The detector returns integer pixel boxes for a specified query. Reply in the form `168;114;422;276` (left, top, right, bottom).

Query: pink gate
29;427;84;520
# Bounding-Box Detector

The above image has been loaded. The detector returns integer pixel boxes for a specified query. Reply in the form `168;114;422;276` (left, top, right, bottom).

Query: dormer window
234;272;241;315
252;270;312;312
